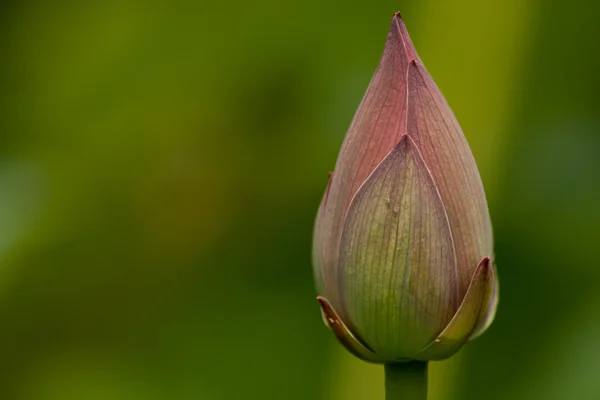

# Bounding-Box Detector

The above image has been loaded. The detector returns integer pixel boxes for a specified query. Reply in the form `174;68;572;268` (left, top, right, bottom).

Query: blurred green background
1;0;599;399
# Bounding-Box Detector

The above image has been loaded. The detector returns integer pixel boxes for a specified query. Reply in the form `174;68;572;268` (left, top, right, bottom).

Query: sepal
468;261;499;341
317;297;389;363
416;257;492;360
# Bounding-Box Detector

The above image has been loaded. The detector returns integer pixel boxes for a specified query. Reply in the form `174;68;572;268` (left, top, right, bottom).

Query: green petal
415;257;492;361
339;136;459;360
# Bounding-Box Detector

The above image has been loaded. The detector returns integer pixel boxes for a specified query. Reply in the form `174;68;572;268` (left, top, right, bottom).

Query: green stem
384;362;428;400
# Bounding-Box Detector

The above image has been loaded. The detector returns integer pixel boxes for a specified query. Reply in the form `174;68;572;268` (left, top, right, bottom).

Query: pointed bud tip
387;11;421;65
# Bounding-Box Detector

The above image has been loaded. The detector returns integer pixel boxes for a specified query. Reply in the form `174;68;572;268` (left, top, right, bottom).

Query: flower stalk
384;362;428;400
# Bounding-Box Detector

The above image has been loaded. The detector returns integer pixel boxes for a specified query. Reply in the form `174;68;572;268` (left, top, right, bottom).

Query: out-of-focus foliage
0;1;598;399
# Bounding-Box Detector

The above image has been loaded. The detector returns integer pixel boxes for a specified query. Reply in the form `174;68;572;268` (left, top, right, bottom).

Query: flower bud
312;13;498;362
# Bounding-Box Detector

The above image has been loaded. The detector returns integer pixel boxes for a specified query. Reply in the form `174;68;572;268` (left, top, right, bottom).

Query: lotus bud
312;13;498;363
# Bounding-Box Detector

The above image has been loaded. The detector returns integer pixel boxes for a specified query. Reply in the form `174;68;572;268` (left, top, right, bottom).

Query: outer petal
339;137;459;360
316;15;421;312
468;261;499;341
312;173;332;295
406;60;494;298
416;257;492;361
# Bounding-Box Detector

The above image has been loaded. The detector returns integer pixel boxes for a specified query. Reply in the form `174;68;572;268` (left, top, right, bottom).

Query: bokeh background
1;0;599;399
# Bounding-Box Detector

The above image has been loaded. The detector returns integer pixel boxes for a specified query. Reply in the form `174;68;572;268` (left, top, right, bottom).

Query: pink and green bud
312;13;498;363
